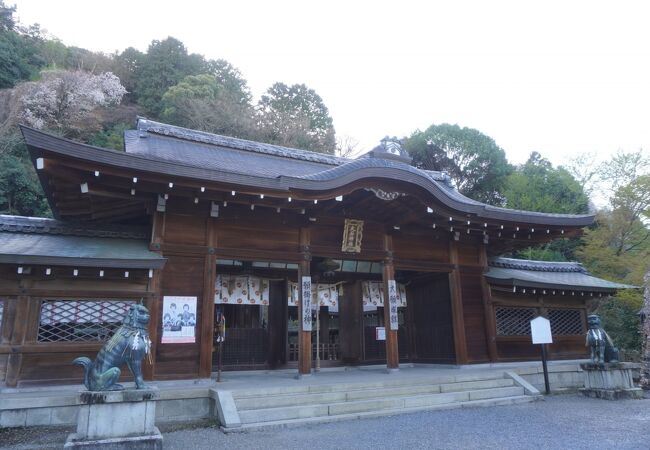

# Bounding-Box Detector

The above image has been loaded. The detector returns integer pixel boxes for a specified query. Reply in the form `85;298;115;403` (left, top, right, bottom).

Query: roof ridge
136;117;349;166
489;257;587;273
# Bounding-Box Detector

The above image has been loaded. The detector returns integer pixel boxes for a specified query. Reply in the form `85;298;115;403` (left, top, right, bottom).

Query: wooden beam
298;227;312;376
382;234;399;370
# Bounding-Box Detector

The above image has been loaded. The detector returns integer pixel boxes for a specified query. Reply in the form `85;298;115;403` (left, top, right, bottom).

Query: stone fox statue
73;304;152;391
586;314;619;365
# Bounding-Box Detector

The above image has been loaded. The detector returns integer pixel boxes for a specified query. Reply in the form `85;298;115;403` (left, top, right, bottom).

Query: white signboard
530;316;553;344
387;280;399;331
376;327;386;341
301;276;312;331
161;296;197;343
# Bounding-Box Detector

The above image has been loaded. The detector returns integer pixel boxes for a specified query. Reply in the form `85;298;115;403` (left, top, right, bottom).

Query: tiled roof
20;122;595;226
0;215;164;269
486;257;636;291
136;118;348;165
0;215;148;239
489;257;587;273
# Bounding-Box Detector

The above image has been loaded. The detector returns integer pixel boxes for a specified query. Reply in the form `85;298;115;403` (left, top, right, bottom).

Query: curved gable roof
21;120;594;227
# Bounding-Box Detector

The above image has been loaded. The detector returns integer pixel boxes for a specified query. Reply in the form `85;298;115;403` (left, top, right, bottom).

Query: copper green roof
0;215;165;269
486;257;636;292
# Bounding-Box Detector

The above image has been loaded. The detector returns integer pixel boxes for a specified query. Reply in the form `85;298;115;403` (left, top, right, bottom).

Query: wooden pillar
144;211;165;381
479;243;498;362
449;241;468;364
298;227;312;376
144;270;161;381
5;295;29;387
383;234;399;370
199;217;217;378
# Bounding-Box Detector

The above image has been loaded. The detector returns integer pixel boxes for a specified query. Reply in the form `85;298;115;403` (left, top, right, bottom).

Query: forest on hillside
0;2;648;355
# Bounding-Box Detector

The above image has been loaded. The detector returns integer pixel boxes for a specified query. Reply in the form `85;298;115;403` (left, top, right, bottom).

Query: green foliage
133;37;206;116
88;123;130;151
257;82;336;153
578;151;650;284
0;1;16;32
160;72;257;139
503;152;590;214
403;123;512;205
0;28;43;88
504;152;590;261
594;290;644;353
0;145;50;216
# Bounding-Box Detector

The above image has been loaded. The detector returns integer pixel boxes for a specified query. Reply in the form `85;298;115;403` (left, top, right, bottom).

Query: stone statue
73;303;152;391
586;314;619;365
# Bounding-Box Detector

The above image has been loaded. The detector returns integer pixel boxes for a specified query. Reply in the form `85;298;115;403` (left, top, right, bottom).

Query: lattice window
37;299;135;342
495;307;536;336
549;309;584;335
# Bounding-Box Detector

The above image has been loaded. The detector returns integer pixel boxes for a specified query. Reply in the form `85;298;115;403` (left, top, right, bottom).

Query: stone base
579;387;644;400
70;388;160;445
64;426;163;449
580;362;642;400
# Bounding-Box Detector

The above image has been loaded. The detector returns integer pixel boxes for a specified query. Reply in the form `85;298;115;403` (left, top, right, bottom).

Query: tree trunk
641;269;650;390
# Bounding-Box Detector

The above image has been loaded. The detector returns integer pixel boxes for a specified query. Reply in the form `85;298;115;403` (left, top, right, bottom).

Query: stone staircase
215;371;540;430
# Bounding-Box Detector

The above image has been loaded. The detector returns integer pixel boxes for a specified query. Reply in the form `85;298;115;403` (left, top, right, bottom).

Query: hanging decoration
288;281;339;312
215;275;270;305
361;281;407;310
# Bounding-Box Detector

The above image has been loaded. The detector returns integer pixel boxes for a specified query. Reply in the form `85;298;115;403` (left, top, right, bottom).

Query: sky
11;0;650;167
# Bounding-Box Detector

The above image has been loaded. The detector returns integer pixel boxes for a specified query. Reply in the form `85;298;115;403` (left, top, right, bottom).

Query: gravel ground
1;394;649;449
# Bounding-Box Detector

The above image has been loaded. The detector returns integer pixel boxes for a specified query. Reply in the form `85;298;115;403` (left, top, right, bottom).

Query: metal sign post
530;316;553;394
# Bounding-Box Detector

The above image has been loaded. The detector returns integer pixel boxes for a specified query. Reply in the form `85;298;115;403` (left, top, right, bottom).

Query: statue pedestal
579;362;644;400
64;388;162;449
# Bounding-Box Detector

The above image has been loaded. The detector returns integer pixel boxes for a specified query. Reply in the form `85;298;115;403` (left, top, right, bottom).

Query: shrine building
0;118;632;387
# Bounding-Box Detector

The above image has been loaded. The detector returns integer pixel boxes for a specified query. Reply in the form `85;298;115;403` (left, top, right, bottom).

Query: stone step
237;385;525;424
231;371;508;399
235;378;515;410
235;395;538;431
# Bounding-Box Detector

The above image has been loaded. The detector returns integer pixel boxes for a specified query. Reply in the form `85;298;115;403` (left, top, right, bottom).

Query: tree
503;152;590;214
111;47;144;103
160;72;257;139
133;37;206;116
204;59;251;105
641;270;650;389
19;69;126;136
257;82;336;153
0;1;16;32
0;2;44;89
0;152;49;216
403;123;512;205
577;151;650;356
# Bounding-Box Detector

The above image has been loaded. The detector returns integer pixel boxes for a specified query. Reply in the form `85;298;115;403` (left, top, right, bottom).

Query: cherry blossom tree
19;70;126;134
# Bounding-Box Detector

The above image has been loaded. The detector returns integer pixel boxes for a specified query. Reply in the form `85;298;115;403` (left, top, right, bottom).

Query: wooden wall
0;267;151;387
490;290;589;361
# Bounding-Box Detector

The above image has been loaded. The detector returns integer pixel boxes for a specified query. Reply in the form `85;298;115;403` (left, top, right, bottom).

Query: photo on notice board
161;296;197;343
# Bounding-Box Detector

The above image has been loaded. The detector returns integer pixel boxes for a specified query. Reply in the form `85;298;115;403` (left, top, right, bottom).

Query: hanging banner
387;280;399;330
301;276;312;331
362;281;407;308
215;275;269;305
161;296;197;343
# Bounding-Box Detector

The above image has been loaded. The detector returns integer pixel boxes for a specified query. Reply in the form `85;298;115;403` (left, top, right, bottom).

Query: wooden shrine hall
0;118;631;387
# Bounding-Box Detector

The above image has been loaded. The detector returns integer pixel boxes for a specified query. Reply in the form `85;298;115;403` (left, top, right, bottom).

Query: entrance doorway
404;273;455;363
